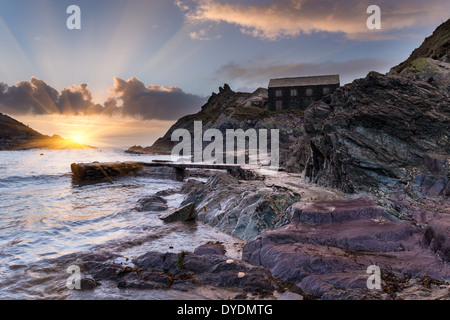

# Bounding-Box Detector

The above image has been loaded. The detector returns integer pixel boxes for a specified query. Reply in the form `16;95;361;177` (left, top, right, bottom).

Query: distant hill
0;113;93;150
0;113;44;139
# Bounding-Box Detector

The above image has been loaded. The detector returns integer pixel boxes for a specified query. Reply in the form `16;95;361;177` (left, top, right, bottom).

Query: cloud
177;0;450;40
189;28;222;40
109;77;205;120
0;77;105;116
215;57;393;86
0;77;205;121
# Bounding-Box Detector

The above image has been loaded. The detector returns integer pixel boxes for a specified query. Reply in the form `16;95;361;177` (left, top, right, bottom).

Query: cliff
128;85;310;172
304;67;449;194
0;113;43;140
390;18;450;74
303;18;450;195
0;113;93;150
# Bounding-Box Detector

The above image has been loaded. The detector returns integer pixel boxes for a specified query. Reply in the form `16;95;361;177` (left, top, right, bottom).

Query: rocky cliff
127;85;310;173
390;18;450;74
0;112;93;150
303;17;449;197
304;67;449;194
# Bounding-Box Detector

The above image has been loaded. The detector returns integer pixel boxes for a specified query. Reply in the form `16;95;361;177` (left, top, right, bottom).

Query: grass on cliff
393;18;450;73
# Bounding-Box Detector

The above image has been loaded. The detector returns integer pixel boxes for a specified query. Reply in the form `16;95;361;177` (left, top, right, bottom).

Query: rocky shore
67;164;449;300
65;19;450;300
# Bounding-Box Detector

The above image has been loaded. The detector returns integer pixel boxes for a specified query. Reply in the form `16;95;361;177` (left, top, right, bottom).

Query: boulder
136;196;168;212
194;242;226;256
159;202;196;223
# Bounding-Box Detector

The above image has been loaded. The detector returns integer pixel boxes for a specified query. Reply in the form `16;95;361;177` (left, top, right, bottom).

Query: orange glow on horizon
13;114;175;148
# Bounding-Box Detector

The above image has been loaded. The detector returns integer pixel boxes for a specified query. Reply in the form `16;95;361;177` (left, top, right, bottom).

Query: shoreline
61;163;450;300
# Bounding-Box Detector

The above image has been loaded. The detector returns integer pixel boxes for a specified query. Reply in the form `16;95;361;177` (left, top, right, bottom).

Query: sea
0;148;244;300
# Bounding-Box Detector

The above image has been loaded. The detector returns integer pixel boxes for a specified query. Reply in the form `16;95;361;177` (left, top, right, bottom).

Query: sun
69;135;89;145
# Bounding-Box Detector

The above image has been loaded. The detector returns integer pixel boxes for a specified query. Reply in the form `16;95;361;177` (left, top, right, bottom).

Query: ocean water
0;148;244;300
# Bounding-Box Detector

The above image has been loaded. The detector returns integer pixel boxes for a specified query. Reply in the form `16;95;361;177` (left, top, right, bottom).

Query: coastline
61;162;450;300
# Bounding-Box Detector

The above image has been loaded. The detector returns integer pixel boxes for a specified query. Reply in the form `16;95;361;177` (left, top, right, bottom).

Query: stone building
268;75;340;111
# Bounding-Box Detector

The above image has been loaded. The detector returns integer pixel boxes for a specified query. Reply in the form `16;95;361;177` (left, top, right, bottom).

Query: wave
0;173;71;186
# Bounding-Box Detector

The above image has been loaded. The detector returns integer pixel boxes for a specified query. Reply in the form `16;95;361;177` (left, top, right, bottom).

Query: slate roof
269;75;340;88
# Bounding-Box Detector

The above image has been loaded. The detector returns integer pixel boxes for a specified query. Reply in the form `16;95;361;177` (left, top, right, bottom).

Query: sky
0;0;449;147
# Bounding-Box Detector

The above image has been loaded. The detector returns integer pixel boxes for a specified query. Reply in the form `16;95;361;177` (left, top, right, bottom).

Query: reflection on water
0;148;245;300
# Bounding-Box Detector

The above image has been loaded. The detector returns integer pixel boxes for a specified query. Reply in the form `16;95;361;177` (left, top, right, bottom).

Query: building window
290;89;298;97
323;87;330;95
306;88;313;96
276;100;283;111
275;90;283;97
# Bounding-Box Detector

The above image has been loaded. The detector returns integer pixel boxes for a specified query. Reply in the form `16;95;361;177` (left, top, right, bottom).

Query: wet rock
136;196;168;212
180;172;304;241
71;162;144;181
78;247;297;298
80;278;99;291
159;202;196;223
132;252;181;273
154;189;179;197
180;179;211;206
194;242;226;256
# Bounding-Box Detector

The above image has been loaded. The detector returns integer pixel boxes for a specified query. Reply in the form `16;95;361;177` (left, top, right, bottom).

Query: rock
178;171;344;241
227;166;264;181
194;242;226;256
155;189;178;197
136;196;168;212
242;197;450;299
71;162;144;181
290;197;394;225
80;278;99;291
159;202;196;223
74;248;300;298
184;172;303;241
180;179;211;206
423;217;450;262
280;134;311;174
304;21;450;194
304;70;450;193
